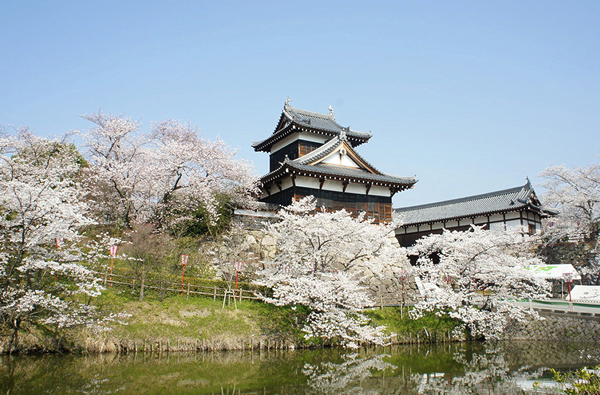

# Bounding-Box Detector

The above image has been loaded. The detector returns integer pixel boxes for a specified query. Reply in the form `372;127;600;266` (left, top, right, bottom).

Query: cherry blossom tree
120;224;177;302
410;225;550;340
540;159;600;243
0;130;115;352
255;197;409;347
78;111;149;228
540;160;600;279
149;120;259;230
78;112;259;232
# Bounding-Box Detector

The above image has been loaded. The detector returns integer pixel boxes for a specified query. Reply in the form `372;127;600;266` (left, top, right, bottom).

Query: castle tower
252;100;416;223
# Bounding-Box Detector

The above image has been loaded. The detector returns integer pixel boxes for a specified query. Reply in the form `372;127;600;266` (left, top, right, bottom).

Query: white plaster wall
490;213;504;223
295;176;321;189
321;179;344;192
270;132;329;153
346;183;366;194
299;132;329;144
446;220;459;228
432;222;444;230
321;152;360;168
505;212;520;220
459;218;474;226
473;216;488;225
370;185;391;197
280;177;294;190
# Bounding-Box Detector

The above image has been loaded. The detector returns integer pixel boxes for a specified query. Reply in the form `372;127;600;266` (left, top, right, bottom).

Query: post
109;245;118;288
234;261;244;299
180;254;190;296
563;272;574;311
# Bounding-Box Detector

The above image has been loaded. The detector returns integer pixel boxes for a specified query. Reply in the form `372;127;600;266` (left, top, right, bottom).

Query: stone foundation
504;312;600;342
226;210;420;305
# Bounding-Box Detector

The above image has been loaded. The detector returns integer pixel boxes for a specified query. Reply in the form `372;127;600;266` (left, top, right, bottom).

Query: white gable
320;148;361;168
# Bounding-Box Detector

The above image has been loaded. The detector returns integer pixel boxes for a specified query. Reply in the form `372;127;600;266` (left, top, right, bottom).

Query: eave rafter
260;164;414;193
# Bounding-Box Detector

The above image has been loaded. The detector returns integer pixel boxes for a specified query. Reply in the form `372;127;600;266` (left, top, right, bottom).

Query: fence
93;271;262;306
68;270;407;308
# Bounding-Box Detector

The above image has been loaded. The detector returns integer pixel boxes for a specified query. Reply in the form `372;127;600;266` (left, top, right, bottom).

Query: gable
320;147;361;168
302;140;380;174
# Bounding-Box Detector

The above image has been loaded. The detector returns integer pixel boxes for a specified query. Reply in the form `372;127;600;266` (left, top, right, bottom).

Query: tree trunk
8;319;21;354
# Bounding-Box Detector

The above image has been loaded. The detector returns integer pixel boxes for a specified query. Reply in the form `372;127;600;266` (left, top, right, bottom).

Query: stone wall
228;210;420;305
504;312;600;342
538;240;599;283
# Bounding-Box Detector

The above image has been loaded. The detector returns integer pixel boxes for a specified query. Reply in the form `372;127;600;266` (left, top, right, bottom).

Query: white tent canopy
526;264;582;280
567;285;600;304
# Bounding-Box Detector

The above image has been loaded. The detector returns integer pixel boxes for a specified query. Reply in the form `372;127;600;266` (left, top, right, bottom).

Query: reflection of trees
302;350;393;394
416;343;527;394
2;342;600;394
413;342;598;394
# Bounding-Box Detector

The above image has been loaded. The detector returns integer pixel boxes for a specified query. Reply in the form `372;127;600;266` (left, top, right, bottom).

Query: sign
180;254;190;266
234;261;244;272
568;285;600;304
55;237;64;248
526;264;581;280
109;245;118;257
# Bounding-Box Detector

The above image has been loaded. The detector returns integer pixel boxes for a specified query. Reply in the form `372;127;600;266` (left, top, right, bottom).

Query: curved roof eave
260;162;416;189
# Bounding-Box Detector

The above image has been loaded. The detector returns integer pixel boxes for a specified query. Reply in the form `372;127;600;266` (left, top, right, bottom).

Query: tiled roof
286;163;416;187
252;102;371;151
394;181;546;226
282;104;371;140
294;136;342;165
260;136;416;188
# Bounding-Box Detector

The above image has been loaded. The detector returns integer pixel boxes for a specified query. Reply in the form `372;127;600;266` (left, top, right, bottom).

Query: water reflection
1;341;599;394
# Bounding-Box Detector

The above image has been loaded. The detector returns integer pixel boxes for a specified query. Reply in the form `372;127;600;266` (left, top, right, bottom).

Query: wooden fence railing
66;271;407;308
71;270;263;306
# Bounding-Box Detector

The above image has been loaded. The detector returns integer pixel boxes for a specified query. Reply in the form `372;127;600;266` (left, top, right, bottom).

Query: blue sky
2;1;599;207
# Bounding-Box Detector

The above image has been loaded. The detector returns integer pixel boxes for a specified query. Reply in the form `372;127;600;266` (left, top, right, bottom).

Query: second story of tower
252;99;372;171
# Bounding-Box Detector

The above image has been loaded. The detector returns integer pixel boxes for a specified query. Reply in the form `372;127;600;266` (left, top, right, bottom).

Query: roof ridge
284;102;371;137
395;183;530;212
284;103;335;120
293;137;386;175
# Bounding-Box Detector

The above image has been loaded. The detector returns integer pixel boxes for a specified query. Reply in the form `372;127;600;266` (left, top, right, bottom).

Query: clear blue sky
2;1;599;207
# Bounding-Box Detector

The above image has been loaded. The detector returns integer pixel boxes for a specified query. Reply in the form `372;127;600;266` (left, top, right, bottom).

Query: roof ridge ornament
339;127;347;141
285;97;292;106
328;105;335;120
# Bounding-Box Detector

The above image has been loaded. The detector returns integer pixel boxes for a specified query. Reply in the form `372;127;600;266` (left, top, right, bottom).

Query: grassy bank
1;289;464;354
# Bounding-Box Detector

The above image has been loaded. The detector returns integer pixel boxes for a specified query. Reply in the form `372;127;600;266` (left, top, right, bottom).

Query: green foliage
552;365;600;394
14;140;88;169
255;303;310;343
366;307;463;334
171;195;233;238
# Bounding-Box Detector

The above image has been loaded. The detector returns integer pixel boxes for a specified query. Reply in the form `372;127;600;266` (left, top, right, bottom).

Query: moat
2;341;600;394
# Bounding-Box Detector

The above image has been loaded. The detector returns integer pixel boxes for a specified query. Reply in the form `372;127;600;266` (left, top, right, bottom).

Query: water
1;341;600;394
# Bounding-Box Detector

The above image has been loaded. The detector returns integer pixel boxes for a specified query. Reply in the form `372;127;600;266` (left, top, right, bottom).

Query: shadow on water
1;341;600;394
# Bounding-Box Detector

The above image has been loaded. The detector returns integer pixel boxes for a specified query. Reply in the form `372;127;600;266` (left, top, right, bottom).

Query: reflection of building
252;100;416;223
394;180;553;247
